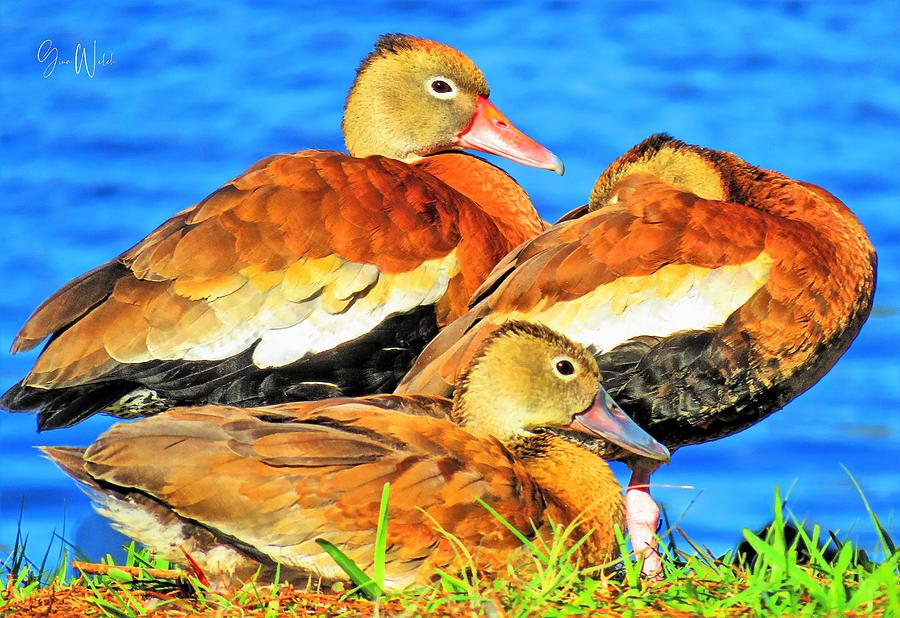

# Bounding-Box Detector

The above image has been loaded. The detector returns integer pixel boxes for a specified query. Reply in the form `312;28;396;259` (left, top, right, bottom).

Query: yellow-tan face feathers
343;34;490;160
589;133;726;209
453;321;601;440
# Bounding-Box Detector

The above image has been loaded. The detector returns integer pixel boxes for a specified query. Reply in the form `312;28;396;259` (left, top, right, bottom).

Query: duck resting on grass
43;321;669;590
397;134;877;577
2;33;562;431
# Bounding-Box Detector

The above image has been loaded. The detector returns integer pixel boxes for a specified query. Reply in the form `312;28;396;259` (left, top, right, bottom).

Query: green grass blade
315;538;384;600
476;498;548;564
860;554;900;610
788;564;829;606
54;548;68;584
828;543;854;606
613;523;641;588
676;527;718;571
841;465;897;559
114;581;148;616
105;567;135;584
373;482;390;591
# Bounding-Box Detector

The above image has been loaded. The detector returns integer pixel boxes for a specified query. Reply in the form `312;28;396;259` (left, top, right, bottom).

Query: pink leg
625;463;662;579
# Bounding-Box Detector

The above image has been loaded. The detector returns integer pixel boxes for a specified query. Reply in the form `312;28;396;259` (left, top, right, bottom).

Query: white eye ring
552;356;578;381
426;76;457;100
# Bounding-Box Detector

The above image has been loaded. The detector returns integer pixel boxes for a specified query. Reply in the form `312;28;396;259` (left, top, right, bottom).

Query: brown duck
43;321;668;590
3;34;562;430
397;134;877;576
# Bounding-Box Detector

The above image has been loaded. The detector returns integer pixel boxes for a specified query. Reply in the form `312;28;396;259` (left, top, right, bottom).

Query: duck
396;134;877;576
2;34;564;431
42;321;670;590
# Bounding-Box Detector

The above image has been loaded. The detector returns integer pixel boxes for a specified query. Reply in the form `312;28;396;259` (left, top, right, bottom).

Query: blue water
1;1;898;566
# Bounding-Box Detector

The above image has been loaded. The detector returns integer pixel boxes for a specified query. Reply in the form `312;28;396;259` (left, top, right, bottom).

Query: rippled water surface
1;1;898;563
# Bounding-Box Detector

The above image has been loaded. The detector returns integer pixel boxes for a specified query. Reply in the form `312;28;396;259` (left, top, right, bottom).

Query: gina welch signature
37;39;115;78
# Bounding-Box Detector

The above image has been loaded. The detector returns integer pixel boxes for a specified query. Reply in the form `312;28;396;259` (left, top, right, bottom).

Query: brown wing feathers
10;261;129;354
45;402;542;583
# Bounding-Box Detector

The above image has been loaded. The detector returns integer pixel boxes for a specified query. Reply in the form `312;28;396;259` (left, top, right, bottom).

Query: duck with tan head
3;34;562;430
43;321;669;590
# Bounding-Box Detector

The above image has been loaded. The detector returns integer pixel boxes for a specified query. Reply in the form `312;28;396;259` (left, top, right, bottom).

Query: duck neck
416;152;545;324
513;433;625;564
415;152;544;248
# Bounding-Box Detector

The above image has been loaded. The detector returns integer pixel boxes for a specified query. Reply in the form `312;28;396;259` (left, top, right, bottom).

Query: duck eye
426;77;457;100
555;359;575;376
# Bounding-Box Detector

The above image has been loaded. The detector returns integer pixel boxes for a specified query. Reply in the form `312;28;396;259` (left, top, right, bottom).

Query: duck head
453;321;670;462
589;133;726;210
343;34;563;174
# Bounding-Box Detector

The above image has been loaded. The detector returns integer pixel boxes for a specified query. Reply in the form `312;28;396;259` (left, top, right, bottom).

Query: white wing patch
498;252;773;353
83;484;249;576
105;251;458;366
251;250;460;368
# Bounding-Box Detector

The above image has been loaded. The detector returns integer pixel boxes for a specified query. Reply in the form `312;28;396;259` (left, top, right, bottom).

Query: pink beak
457;96;564;175
571;385;670;462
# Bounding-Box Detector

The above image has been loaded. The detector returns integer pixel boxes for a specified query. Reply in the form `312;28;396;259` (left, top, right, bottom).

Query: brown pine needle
71;560;185;581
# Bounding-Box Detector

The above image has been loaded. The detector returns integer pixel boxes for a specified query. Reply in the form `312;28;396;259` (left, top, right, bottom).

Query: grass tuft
2;481;897;617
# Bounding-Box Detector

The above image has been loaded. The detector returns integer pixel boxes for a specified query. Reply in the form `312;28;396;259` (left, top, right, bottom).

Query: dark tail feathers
1;381;134;431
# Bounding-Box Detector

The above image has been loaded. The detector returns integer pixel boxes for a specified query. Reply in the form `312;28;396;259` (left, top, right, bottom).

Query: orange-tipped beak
457;96;564;175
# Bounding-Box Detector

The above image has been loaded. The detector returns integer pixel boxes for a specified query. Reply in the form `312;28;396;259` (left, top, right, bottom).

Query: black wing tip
37;409;80;432
2;382;132;431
